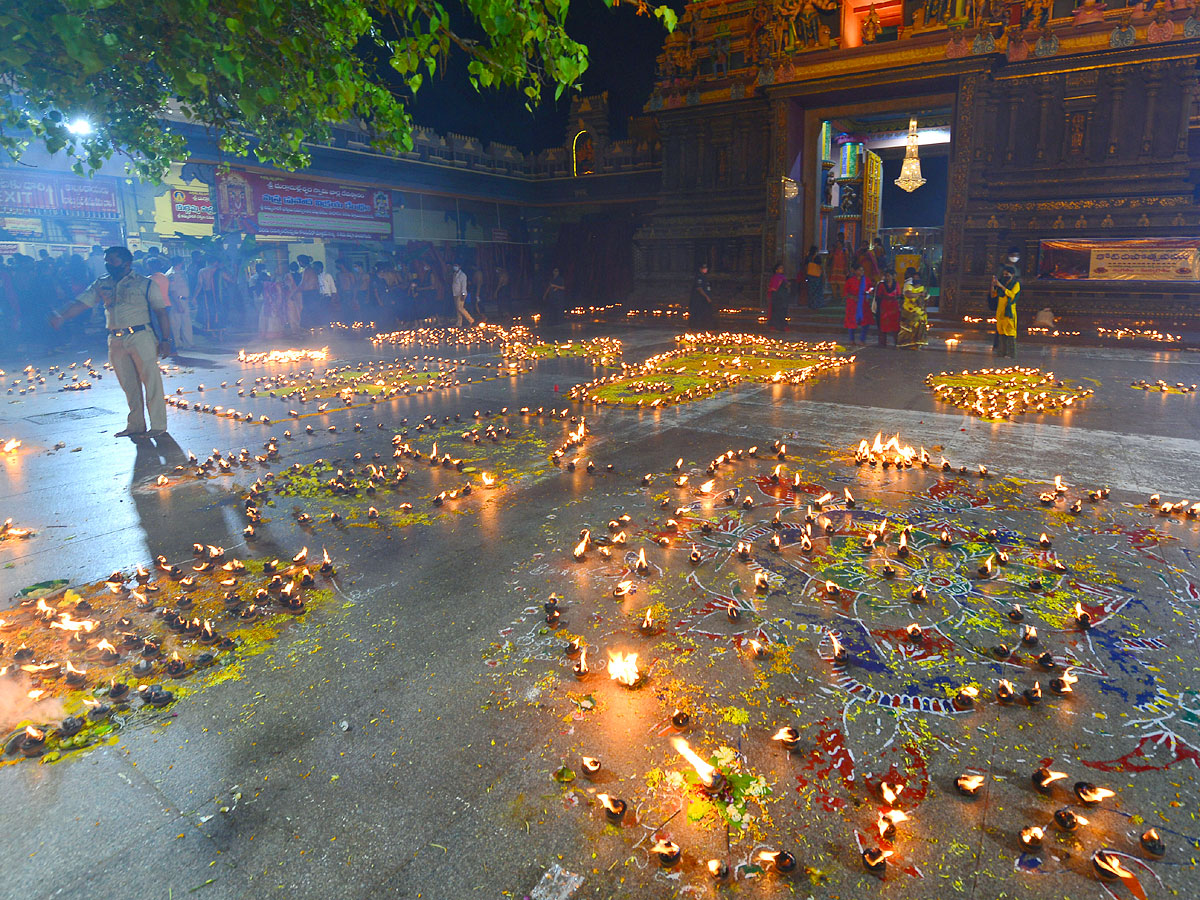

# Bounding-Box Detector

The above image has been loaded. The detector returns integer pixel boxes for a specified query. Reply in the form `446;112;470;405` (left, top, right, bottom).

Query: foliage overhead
0;0;676;181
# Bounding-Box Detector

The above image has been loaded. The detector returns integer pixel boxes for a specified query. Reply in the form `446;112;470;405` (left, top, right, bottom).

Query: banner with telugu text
1039;238;1200;282
215;171;392;241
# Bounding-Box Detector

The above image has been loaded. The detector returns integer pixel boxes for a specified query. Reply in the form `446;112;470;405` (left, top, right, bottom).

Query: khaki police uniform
76;272;169;433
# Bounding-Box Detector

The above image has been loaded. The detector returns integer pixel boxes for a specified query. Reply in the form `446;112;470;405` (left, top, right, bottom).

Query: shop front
0;168;124;257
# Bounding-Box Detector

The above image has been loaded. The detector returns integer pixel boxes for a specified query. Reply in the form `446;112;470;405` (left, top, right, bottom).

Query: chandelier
894;117;926;193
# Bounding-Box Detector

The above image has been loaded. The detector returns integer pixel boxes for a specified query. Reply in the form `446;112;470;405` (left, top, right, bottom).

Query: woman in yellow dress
993;266;1019;358
898;267;928;348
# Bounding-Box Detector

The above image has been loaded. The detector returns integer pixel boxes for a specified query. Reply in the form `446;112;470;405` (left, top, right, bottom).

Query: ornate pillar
1005;84;1022;164
1139;64;1164;159
1176;63;1197;157
943;74;978;315
1034;77;1054;163
981;80;1000;166
1107;68;1126;158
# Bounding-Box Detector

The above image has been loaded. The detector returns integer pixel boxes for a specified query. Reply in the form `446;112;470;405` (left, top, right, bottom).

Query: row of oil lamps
926;367;1094;418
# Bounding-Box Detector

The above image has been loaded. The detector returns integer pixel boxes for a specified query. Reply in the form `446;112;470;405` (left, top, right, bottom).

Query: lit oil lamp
758;849;797;874
671;708;690;729
996;679;1015;702
896;531;909;557
727;599;741;621
1020;825;1045;850
940;529;952;547
597;793;626;823
1038;652;1057;670
650;839;681;867
1032;768;1067;793
635;547;649;576
825;580;841;599
1039;533;1052;549
613;580;633;598
753;572;769;593
992;643;1011;660
1054;808;1088;832
1074;782;1115;806
573;647;589;678
581;756;602;777
829;633;847;663
1021;625;1038;645
706;859;730;880
906;623;924;642
63;661;87;686
19;725;46;758
978;555;995;578
688;548;702;565
639;610;655;635
954;685;979;710
1092;850;1135;881
737;541;752;561
862;847;892;875
1024;681;1043;705
877;808;909;840
673;737;725;793
1140;827;1165;858
772;726;800;752
1050;667;1077;695
911;585;927;603
880;781;903;806
606;651;640;687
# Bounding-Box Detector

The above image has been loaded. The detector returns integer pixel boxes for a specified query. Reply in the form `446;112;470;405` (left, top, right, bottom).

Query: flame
50;612;98;633
481;472;495;487
24;726;44;741
940;528;951;543
959;685;980;699
1054;475;1067;492
699;479;715;493
672;737;716;787
36;597;56;617
636;547;648;570
1057;667;1078;692
898;532;908;552
156;474;169;487
96;639;117;653
1074;601;1086;619
606;651;640;686
293;547;308;564
650;839;680;859
27;689;45;701
1144;827;1159;841
878;809;909;837
1021;825;1044;845
1093;851;1135;879
597;793;621;814
747;638;763;656
1077;784;1115;804
573;536;588;560
957;774;985;792
1038;769;1068;786
1;438;20;453
706;859;725;877
641;610;653;631
880;782;903;806
829;633;844;659
844;488;854;504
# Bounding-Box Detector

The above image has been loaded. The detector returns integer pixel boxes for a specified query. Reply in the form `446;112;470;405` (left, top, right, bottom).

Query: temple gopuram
633;0;1200;324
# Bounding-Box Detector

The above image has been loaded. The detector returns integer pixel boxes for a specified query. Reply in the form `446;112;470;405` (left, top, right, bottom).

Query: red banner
0;170;120;219
216;171;392;241
171;188;214;224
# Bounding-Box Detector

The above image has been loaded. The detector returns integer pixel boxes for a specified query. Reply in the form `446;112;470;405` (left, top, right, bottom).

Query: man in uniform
688;262;714;329
49;246;173;438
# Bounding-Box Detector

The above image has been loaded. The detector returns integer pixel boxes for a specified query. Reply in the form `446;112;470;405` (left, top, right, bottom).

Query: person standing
336;260;359;315
494;265;510;319
688;263;713;329
766;262;789;331
899;268;929;348
297;255;319;327
49;246;172;438
166;257;193;349
804;246;824;309
874;270;901;347
451;262;474;326
86;245;107;282
313;261;337;324
842;262;874;345
993;266;1020;358
828;234;847;294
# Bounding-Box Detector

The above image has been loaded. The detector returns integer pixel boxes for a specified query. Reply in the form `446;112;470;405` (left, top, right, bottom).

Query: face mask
105;263;125;279
1008;256;1019;263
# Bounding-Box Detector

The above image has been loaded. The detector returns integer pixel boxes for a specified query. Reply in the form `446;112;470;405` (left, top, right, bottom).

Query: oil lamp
613;580;633;598
825;581;841;599
1019;825;1044;850
977;555;995;578
1074;603;1091;629
1039;533;1052;549
737;541;752;561
689;548;702;565
635;548;649;576
1021;625;1038;645
108;681;130;702
1032;768;1067;793
1092;850;1135;881
581;756;601;777
753;572;769;593
671;709;690;729
596;793;626;823
573;647;589;678
19;725;46;757
1074;782;1114;806
897;532;908;557
673;737;724;793
1024;682;1043;705
843;488;855;508
862;848;892;874
911;585;927;602
996;680;1015;702
906;623;924;642
1037;652;1056;670
992;644;1011;660
606;651;640;687
758;849;797;874
650;839;681;867
639;610;655;635
940;529;952;547
1140;828;1165;858
829;633;847;663
877;809;908;840
706;859;729;880
772;726;800;752
1053;808;1087;833
954;685;979;710
64;661;87;686
1050;667;1077;695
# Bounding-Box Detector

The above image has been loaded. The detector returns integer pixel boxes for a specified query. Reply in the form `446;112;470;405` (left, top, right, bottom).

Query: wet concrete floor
0;325;1198;900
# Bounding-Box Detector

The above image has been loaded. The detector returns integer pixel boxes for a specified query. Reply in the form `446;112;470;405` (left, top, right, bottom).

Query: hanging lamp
894;118;926;193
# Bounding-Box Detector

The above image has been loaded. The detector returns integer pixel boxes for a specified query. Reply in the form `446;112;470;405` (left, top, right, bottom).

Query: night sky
404;2;676;153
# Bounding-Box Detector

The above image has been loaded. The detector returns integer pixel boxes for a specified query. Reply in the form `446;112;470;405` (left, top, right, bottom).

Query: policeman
50;246;173;438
